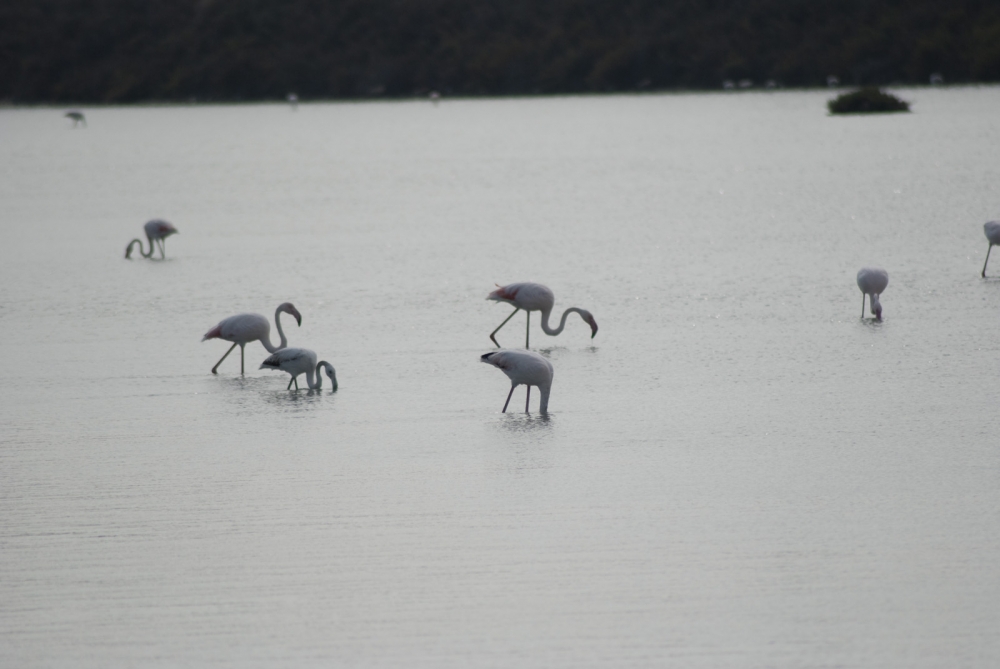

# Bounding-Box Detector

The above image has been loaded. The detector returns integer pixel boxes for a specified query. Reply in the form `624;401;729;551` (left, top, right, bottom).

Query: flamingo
65;111;86;127
487;282;598;348
260;348;337;391
981;221;1000;277
480;349;553;413
857;267;889;320
287;93;299;110
125;220;179;259
202;302;302;375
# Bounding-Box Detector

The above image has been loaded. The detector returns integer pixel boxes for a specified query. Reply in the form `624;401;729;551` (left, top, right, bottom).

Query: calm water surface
1;88;999;667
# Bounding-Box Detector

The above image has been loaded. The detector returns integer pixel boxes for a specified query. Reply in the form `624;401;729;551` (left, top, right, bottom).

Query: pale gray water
2;88;999;667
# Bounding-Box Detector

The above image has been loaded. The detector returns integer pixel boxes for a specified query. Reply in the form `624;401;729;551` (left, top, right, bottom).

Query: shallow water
2;88;999;667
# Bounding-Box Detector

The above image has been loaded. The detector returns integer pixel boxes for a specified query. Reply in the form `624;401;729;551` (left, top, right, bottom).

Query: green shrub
828;87;910;114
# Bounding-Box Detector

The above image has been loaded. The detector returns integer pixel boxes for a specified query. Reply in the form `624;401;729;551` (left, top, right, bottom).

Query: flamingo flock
121;213;1000;412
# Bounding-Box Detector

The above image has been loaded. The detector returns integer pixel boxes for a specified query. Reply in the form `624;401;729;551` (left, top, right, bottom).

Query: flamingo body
202;302;301;374
982;221;1000;277
480;349;553;413
487;282;597;348
260;347;337;391
126;219;179;259
857;267;889;320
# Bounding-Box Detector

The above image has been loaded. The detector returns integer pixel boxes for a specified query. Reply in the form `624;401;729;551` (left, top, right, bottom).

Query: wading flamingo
202;302;302;375
65;111;86;127
260;348;337;391
857;267;889;320
480;349;553;413
981;221;1000;277
126;220;179;259
487;282;598;348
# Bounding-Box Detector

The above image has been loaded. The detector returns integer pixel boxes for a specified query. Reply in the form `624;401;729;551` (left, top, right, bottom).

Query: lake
1;87;999;667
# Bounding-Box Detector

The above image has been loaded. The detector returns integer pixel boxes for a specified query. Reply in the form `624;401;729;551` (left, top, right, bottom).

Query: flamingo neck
539;307;586;336
538;382;551;413
260;307;290;353
125;238;153;258
304;362;335;390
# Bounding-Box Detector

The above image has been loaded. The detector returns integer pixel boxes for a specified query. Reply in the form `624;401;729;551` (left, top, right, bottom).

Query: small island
828;87;910;114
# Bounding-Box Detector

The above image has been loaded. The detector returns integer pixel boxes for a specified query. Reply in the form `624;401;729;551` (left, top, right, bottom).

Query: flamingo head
323;363;338;391
279;302;302;326
581;310;598;338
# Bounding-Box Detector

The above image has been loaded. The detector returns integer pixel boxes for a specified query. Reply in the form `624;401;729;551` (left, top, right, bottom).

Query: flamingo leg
159;239;166;259
502;385;516;413
294;377;299;390
525;386;530;413
287;376;294;390
525;311;530;349
490;308;520;348
861;294;866;318
983;244;993;278
211;343;238;374
240;343;246;375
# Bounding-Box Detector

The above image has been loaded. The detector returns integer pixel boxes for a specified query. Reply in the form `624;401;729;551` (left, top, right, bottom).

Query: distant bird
487;282;598;348
981;221;1000;277
287;93;298;110
125;219;179;259
480;349;553;413
429;91;441;104
260;347;337;391
202;302;302;375
65;111;86;127
857;267;889;320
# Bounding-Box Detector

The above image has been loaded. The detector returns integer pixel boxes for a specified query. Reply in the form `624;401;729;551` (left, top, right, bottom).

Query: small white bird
202;302;302;374
480;349;553;413
260;347;337;391
125;220;179;259
857;267;889;320
487;282;597;348
981;221;1000;277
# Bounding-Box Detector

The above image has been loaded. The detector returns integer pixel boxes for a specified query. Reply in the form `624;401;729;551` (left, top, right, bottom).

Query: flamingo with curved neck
487;282;598;348
857;267;889;321
202;302;302;374
260;348;337;391
480;349;553;413
126;220;178;259
982;221;1000;277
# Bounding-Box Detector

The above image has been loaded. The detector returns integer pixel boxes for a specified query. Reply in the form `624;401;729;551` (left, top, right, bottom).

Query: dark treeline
3;0;1000;103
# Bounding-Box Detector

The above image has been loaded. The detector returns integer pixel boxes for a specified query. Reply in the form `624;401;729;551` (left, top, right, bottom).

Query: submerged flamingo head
871;294;883;321
279;302;303;326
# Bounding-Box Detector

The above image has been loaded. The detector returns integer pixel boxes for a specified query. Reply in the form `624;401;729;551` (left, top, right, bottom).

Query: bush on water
828;88;910;114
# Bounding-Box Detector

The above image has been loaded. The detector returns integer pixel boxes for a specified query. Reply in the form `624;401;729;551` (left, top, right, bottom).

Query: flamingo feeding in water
981;221;1000;277
125;220;179;259
202;302;302;375
857;267;889;320
260;347;337;391
480;349;553;413
65;111;86;127
487;282;598;348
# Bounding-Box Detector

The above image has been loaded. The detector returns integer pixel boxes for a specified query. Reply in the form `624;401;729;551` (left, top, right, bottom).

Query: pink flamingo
487;282;598;348
481;349;554;413
126;220;179;259
982;221;1000;277
857;267;889;320
202;302;302;375
260;347;337;391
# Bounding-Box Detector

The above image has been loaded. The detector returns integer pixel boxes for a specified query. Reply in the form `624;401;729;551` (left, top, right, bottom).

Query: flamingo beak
292;308;302;326
589;317;598;338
